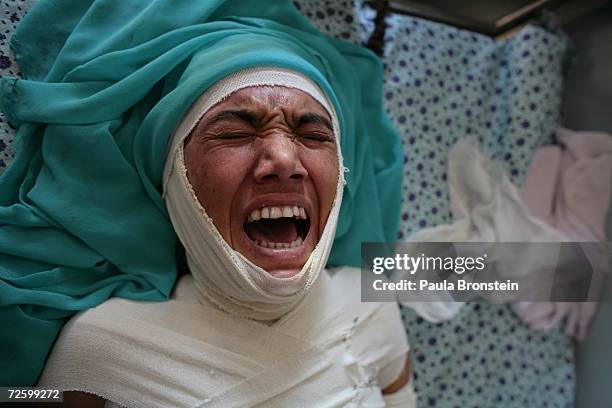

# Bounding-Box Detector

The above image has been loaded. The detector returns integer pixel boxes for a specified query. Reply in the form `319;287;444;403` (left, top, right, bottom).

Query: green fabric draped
0;0;402;385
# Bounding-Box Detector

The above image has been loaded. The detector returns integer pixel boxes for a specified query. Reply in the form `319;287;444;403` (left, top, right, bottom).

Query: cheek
304;149;339;225
183;142;251;235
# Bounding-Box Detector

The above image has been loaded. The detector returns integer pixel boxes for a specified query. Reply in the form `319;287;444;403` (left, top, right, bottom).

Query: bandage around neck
162;67;344;320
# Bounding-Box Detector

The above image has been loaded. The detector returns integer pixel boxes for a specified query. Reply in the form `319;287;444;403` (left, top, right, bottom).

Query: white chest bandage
37;267;413;408
162;67;345;320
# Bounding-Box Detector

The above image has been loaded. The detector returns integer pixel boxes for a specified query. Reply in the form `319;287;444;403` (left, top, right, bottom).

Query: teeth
270;207;282;219
248;205;308;222
254;236;304;249
247;209;261;222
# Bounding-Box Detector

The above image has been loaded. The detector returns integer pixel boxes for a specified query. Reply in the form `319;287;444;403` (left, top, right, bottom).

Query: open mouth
244;205;310;249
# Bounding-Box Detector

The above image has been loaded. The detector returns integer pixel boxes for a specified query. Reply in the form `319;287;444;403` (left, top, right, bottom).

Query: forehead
207;86;331;119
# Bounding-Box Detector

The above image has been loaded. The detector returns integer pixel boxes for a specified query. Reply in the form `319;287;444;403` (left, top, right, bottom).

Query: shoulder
326;267;411;394
326;266;402;320
326;266;409;357
326;266;361;295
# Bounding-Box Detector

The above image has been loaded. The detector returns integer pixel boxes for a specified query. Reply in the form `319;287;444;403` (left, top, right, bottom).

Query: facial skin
184;86;339;278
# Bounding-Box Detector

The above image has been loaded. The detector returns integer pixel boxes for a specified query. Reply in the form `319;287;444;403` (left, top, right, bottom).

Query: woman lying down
38;74;414;407
10;1;416;407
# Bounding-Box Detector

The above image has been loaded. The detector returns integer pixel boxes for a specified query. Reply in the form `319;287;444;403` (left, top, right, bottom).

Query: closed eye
297;132;334;142
217;132;253;139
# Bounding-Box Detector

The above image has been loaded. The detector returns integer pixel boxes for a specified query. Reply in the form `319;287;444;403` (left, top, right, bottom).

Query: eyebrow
204;109;333;132
294;112;333;132
205;110;261;128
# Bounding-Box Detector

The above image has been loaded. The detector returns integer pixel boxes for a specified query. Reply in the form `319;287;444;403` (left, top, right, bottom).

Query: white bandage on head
162;67;344;320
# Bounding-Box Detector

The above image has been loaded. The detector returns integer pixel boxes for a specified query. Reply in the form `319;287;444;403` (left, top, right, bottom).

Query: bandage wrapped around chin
163;67;344;320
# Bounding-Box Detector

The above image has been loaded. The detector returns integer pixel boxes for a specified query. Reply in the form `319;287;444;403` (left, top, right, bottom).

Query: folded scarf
0;0;402;385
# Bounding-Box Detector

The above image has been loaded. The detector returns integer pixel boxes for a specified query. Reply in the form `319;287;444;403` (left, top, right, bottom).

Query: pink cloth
521;128;612;241
515;128;612;341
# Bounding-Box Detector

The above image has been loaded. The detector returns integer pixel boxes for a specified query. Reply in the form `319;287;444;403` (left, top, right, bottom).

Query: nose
252;133;307;183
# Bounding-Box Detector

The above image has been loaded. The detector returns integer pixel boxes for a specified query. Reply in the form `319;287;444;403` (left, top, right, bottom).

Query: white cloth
399;139;566;322
38;267;413;408
162;67;345;320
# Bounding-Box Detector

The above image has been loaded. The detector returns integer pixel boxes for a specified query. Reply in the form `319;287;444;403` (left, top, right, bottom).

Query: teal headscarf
0;0;402;385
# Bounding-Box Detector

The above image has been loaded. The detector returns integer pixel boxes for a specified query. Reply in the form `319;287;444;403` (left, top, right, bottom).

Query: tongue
245;218;298;244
